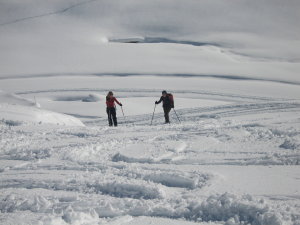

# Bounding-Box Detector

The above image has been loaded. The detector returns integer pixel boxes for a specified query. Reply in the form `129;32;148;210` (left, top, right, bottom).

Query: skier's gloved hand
155;101;158;104
120;103;123;106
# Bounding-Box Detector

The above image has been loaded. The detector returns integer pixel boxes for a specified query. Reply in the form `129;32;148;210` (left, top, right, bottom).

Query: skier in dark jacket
155;90;174;123
106;91;122;126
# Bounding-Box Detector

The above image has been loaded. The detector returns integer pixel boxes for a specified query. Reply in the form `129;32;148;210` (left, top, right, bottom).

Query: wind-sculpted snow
53;93;105;102
115;167;211;190
109;37;221;48
90;180;166;200
0;103;85;127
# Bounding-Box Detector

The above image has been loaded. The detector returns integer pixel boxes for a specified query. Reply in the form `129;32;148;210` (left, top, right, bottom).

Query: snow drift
0;90;84;126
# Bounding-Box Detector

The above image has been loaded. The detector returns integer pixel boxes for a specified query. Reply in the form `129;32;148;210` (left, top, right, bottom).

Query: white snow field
1;0;300;225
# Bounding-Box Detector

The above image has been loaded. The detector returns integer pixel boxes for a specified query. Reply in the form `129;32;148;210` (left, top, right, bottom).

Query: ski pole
121;106;126;122
150;104;157;125
173;108;181;123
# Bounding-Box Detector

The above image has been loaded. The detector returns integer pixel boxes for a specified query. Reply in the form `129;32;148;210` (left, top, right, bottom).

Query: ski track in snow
0;0;101;27
1;86;300;225
14;87;297;111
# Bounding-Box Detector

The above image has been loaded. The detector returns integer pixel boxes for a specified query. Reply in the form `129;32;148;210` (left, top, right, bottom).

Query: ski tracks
0;91;300;224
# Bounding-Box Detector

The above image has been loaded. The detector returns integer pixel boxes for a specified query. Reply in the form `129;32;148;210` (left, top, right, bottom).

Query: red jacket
106;96;121;108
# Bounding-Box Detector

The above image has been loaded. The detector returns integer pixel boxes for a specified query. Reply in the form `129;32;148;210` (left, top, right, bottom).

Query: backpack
167;93;174;108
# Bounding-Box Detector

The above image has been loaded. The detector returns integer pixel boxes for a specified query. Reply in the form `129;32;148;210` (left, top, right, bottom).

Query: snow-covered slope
1;93;299;225
0;90;84;126
0;0;299;83
0;75;299;225
0;1;299;225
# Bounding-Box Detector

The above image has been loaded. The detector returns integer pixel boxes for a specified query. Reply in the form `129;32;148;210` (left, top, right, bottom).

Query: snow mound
186;193;283;225
0;173;166;200
92;179;166;199
112;152;153;164
82;94;104;102
54;93;105;102
279;138;300;150
119;168;212;189
8;147;51;161
0;194;54;213
61;207;99;225
144;173;205;189
0;103;84;126
112;142;183;164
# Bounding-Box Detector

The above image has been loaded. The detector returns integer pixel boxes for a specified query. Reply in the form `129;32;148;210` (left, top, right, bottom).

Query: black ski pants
163;106;172;123
107;107;117;126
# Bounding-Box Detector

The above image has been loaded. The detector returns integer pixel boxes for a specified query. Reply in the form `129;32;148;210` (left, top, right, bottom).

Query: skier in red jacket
106;91;122;126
